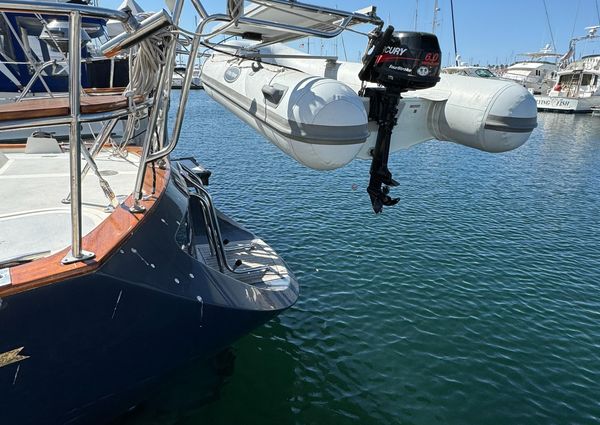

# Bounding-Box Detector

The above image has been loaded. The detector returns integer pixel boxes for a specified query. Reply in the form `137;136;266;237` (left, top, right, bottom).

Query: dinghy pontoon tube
201;55;369;170
412;74;538;153
241;44;538;156
199;6;537;212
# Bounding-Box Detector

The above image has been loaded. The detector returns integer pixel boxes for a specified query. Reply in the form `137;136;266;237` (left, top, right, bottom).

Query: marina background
103;0;600;65
123;90;600;424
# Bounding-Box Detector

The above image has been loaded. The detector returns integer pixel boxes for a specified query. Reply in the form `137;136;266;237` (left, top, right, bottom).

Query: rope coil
128;29;175;96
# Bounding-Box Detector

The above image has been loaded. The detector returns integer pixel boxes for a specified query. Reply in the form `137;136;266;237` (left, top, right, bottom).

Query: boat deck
0;147;139;263
1;146;291;290
196;238;290;288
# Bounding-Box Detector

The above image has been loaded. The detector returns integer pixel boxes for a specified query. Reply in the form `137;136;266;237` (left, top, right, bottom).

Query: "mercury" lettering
383;46;408;56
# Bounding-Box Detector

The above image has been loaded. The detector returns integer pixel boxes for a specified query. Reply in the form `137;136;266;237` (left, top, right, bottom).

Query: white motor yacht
536;27;600;112
537;55;600;112
501;45;560;95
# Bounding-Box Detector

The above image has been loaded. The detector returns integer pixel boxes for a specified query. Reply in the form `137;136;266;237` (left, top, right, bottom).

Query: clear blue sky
102;0;600;65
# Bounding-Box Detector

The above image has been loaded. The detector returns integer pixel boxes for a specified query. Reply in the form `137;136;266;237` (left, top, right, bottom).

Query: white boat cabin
548;55;600;99
536;55;600;112
502;61;558;95
500;45;561;95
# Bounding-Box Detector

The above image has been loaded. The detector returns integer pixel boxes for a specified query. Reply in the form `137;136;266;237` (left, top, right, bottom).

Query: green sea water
130;91;600;425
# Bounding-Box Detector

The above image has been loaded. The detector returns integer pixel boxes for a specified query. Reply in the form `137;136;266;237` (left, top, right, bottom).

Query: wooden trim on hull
0;160;170;298
83;87;128;95
0;94;144;122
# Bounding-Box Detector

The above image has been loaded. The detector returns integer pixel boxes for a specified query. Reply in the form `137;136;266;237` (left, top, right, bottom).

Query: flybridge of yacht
573;54;600;69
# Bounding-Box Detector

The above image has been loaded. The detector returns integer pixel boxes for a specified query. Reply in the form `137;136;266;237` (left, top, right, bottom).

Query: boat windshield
475;68;496;78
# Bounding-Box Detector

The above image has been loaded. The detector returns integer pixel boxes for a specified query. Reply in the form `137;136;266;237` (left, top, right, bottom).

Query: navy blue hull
0;167;298;424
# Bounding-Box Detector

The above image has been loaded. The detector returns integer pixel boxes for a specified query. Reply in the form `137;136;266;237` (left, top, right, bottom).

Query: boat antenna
542;0;557;53
570;0;581;39
450;0;458;65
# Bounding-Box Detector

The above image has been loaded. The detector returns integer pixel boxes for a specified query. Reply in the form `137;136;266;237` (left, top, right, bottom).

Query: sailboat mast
432;0;439;33
414;0;418;30
542;0;557;53
450;0;458;65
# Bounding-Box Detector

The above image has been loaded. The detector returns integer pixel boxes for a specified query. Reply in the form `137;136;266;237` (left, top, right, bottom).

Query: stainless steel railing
0;1;150;264
130;0;383;208
0;0;382;266
61;10;92;264
178;163;276;276
15;61;57;102
0;1;129;22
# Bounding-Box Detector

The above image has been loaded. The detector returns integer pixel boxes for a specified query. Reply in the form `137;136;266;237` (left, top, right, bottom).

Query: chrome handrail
0;1;129;22
0;0;382;266
62;118;120;204
179;163;273;276
62;10;94;264
129;58;169;212
16;60;57;102
130;0;187;210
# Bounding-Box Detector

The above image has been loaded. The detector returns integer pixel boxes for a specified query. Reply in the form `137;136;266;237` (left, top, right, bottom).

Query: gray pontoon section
202;74;368;146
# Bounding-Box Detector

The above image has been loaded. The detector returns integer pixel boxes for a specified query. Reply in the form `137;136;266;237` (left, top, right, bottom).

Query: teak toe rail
0;95;143;122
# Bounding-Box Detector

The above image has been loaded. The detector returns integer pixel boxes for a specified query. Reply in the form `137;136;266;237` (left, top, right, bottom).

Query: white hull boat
534;29;600;113
535;54;600;113
172;66;202;89
535;95;600;113
501;45;560;95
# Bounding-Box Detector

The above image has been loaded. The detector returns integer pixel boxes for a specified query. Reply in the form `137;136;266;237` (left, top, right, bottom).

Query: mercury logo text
383;46;408;56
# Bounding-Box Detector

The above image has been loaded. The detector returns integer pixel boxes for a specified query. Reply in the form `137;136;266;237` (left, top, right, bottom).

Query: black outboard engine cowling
359;26;441;213
360;29;441;91
380;32;441;89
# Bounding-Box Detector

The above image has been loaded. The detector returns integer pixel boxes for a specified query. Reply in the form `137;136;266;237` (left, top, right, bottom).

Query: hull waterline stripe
484;115;537;133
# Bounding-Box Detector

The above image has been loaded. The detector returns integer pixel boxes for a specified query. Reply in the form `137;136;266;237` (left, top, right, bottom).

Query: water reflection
141;92;600;425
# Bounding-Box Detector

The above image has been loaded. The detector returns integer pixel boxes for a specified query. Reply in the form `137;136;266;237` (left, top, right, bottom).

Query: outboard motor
359;26;441;213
